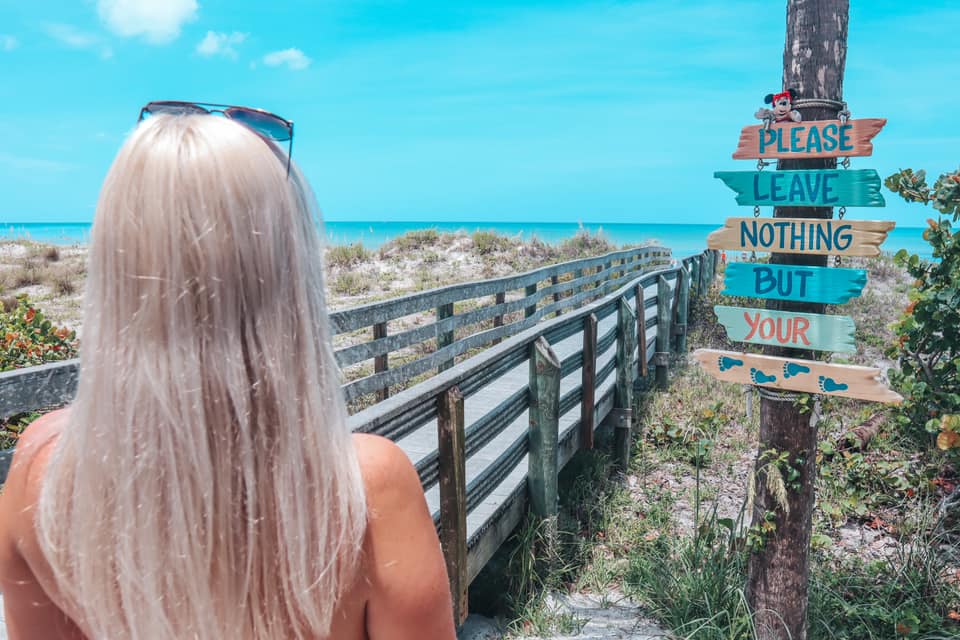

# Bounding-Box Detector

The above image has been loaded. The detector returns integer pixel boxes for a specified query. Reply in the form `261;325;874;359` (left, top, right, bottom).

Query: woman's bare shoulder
1;409;69;505
351;433;419;498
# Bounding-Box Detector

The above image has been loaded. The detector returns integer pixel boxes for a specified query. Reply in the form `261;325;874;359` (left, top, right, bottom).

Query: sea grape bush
885;168;960;454
0;295;77;371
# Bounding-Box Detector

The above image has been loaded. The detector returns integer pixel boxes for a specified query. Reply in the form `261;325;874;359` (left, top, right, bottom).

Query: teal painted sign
721;263;867;304
714;305;856;353
714;169;884;207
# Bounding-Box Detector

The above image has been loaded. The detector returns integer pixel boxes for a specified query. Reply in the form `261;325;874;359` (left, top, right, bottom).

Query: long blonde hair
37;114;367;639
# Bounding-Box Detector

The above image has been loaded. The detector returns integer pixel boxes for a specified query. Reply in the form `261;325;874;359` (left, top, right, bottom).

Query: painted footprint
750;368;777;384
718;356;744;372
818;375;848;392
783;362;811;379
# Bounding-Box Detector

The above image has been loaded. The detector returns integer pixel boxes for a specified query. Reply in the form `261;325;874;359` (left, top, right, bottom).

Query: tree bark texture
746;2;849;639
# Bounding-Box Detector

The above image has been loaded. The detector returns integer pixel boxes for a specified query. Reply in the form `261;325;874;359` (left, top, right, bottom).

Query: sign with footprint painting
694;349;903;404
713;306;856;353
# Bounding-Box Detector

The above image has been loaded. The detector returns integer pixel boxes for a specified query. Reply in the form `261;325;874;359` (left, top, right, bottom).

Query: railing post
437;302;455;372
374;321;389;402
528;336;560;518
524;283;538;319
655;276;672;389
698;253;707;297
690;256;701;299
580;313;598;450
492;291;506;345
634;284;648;381
675;266;690;354
613;297;637;471
437;386;468;626
550;274;562;316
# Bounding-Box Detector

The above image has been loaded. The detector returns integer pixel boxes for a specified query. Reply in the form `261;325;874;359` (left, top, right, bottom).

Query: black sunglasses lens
225;107;291;141
143;102;209;118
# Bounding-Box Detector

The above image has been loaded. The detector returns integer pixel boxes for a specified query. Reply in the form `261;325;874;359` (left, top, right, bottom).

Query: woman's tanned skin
0;410;456;640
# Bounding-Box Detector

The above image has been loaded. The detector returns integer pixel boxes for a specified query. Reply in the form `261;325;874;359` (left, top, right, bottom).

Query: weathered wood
676;266;691;354
613;298;637;470
694;349;902;404
708;217;895;256
715;169;884;207
722;263;866;304
634;284;649;379
670;269;683;354
437;302;455;372
524;283;538;319
0;359;79;420
437;386;468;625
714;305;855;353
580;314;598;450
732;118;886;160
374;322;389;402
655;276;672;389
492;291;506;345
551;274;562;316
690;256;701;298
528;337;561;517
838;412;885;452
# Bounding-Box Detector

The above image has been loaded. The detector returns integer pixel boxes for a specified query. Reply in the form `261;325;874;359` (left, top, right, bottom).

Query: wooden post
655;276;672;389
698;253;707;296
528;336;560;518
580;314;598;450
373;322;389;401
634;284;649;380
524;283;538;319
551;274;562;316
613;297;637;470
437;386;468;626
690;256;701;298
675;266;690;354
492;291;506;345
437;302;455;372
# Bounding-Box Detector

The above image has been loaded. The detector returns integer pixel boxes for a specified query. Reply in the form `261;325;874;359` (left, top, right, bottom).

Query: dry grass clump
326;242;371;268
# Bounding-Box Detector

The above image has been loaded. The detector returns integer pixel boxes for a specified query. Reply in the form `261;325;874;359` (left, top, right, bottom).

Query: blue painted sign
714;305;856;353
721;263;867;304
714;169;884;207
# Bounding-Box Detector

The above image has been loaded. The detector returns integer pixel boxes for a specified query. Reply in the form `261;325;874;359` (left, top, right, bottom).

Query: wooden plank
613;298;636;470
676;266;690;353
437;303;455;373
492;291;506;345
732;118;886;160
634;284;648;379
374;322;389;402
528;337;560;517
0;359;78;420
693;349;902;404
437;386;468;625
580;314;598;450
714;169;884;207
707;217;895;257
655;276;672;389
713;305;856;353
722;263;866;304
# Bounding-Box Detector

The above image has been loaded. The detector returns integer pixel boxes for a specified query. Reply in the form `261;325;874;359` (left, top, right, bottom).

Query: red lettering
793;317;810;345
743;312;761;340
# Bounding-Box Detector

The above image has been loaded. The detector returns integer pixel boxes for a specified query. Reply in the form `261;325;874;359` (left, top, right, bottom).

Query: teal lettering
822;124;838;151
839;124;853;151
835;224;853;251
740;220;758;247
771;173;786;202
776;128;789;153
790;126;804;152
753;174;769;201
806;126;822;153
816;224;832;250
759;129;776;154
788;174;805;202
822;172;839;204
773;221;790;249
790;221;805;250
805;173;823;202
759;223;775;247
755;266;776;294
796;270;813;297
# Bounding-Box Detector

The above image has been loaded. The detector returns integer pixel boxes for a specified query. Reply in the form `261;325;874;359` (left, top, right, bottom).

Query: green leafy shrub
0;295;77;371
884;168;960;451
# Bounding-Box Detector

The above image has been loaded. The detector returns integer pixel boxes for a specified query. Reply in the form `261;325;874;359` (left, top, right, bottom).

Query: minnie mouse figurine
755;89;802;123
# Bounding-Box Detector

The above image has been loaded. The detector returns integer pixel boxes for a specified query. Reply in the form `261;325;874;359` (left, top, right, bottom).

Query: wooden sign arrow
714;306;856;353
732;119;886;160
721;263;867;304
707;217;895;257
694;349;902;404
714;169;884;207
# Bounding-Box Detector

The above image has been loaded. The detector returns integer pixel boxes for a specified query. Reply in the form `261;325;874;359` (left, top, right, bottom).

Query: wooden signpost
732;118;886;160
707;217;895;256
714;169;884;207
713;306;856;353
694;349;903;404
721;263;866;304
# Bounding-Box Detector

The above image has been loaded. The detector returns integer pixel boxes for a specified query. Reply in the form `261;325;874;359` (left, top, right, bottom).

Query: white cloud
262;48;311;70
97;0;198;44
0;35;18;51
44;23;113;59
196;30;247;59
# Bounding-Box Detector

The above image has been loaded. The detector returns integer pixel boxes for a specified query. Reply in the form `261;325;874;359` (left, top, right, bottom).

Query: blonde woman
0;103;456;639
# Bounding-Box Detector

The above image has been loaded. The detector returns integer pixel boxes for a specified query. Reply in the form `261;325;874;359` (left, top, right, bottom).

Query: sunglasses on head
137;101;295;175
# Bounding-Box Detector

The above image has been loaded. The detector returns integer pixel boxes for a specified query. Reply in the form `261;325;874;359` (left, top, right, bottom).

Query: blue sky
0;0;956;226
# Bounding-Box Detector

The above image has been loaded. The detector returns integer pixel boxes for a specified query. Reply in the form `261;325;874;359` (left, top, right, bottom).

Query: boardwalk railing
0;247;719;626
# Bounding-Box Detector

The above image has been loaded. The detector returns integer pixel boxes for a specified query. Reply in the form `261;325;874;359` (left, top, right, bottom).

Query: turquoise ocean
0;221;931;260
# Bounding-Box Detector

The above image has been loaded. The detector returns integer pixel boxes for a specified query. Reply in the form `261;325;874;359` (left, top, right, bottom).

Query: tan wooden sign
732;118;886;159
694;349;903;404
707;217;895;257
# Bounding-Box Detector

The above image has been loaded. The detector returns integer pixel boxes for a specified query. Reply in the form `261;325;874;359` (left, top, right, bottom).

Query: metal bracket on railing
653;351;670;366
606;408;632;429
672;323;687;336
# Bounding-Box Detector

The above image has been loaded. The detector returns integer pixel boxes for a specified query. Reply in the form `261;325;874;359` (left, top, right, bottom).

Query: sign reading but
721;263;867;304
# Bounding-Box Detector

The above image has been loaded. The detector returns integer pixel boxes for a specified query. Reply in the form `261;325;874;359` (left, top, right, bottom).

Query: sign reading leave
707;217;895;256
714;169;884;207
713;306;856;353
732;118;886;160
722;263;867;304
